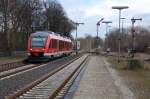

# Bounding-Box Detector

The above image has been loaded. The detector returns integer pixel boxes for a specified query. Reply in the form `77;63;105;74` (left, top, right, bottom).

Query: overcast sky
58;0;150;38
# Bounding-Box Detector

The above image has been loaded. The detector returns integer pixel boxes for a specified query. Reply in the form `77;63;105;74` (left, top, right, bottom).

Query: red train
27;31;73;62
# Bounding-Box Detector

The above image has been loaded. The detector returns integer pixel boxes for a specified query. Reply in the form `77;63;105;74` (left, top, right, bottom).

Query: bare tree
0;0;11;53
0;0;75;53
9;0;43;50
78;34;103;51
43;0;75;37
104;26;150;52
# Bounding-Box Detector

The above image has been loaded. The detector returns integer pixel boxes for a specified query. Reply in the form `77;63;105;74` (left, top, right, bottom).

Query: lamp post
102;21;112;35
75;22;84;54
120;18;126;53
131;17;142;58
96;18;104;38
121;18;126;33
96;18;104;48
102;21;112;51
112;6;129;62
108;25;112;33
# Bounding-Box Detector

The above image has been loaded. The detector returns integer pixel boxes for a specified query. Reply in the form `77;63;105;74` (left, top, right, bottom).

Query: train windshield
31;36;47;48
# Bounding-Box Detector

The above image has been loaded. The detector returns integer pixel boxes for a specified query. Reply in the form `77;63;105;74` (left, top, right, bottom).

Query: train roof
31;31;72;42
31;31;50;37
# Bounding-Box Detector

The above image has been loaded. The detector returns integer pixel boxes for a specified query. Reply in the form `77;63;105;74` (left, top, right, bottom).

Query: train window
59;40;60;50
49;40;51;48
64;42;66;48
68;43;70;48
31;36;47;48
59;40;64;50
62;41;64;49
51;39;57;48
66;42;68;48
68;43;71;49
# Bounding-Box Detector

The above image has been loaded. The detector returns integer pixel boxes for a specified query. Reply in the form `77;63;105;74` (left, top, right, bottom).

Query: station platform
72;55;133;99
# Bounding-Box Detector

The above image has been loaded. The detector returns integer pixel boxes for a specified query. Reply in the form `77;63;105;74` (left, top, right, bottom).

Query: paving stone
73;55;121;99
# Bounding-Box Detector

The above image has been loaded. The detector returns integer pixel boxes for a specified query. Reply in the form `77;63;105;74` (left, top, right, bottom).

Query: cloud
58;0;150;38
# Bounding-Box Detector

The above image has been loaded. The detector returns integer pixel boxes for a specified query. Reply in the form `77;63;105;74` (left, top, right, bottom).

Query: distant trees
104;26;150;52
9;0;42;50
43;0;75;36
0;0;44;52
0;0;75;52
0;0;10;52
78;34;103;51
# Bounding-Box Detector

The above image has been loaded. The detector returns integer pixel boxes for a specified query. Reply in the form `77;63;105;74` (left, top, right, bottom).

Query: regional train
27;31;73;62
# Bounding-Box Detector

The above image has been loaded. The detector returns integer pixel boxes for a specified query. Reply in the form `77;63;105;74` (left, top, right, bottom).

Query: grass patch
107;56;150;99
108;56;127;70
0;56;23;60
0;56;25;64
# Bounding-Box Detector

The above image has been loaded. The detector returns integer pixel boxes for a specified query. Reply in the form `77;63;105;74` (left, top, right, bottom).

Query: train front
27;32;49;62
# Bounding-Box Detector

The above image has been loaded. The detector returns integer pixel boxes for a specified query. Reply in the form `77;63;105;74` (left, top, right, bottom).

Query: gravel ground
117;70;150;99
103;57;135;99
73;55;125;99
0;55;76;99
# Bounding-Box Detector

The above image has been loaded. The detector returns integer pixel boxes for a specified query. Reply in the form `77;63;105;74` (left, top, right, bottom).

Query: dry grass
108;56;150;99
0;56;23;60
0;56;25;64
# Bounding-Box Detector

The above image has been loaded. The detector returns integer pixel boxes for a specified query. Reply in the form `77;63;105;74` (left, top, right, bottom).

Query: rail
49;54;88;99
5;54;86;99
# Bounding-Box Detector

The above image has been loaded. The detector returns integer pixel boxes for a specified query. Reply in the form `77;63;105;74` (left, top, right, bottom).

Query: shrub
127;59;144;70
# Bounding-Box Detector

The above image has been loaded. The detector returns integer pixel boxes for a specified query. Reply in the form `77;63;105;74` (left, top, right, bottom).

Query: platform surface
73;55;122;99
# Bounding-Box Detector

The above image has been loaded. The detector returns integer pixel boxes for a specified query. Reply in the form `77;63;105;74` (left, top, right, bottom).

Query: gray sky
58;0;150;38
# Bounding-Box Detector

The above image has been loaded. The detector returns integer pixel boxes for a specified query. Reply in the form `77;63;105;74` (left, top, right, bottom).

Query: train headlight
30;48;33;51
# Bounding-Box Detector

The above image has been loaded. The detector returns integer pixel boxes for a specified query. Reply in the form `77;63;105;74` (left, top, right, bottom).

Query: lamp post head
120;18;126;20
75;22;84;26
77;22;84;25
102;21;112;24
112;6;129;10
131;17;142;23
139;18;142;21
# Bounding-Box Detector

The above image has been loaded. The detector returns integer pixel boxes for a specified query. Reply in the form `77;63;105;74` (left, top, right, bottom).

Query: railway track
5;54;89;99
0;54;82;99
0;63;45;79
0;55;76;79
